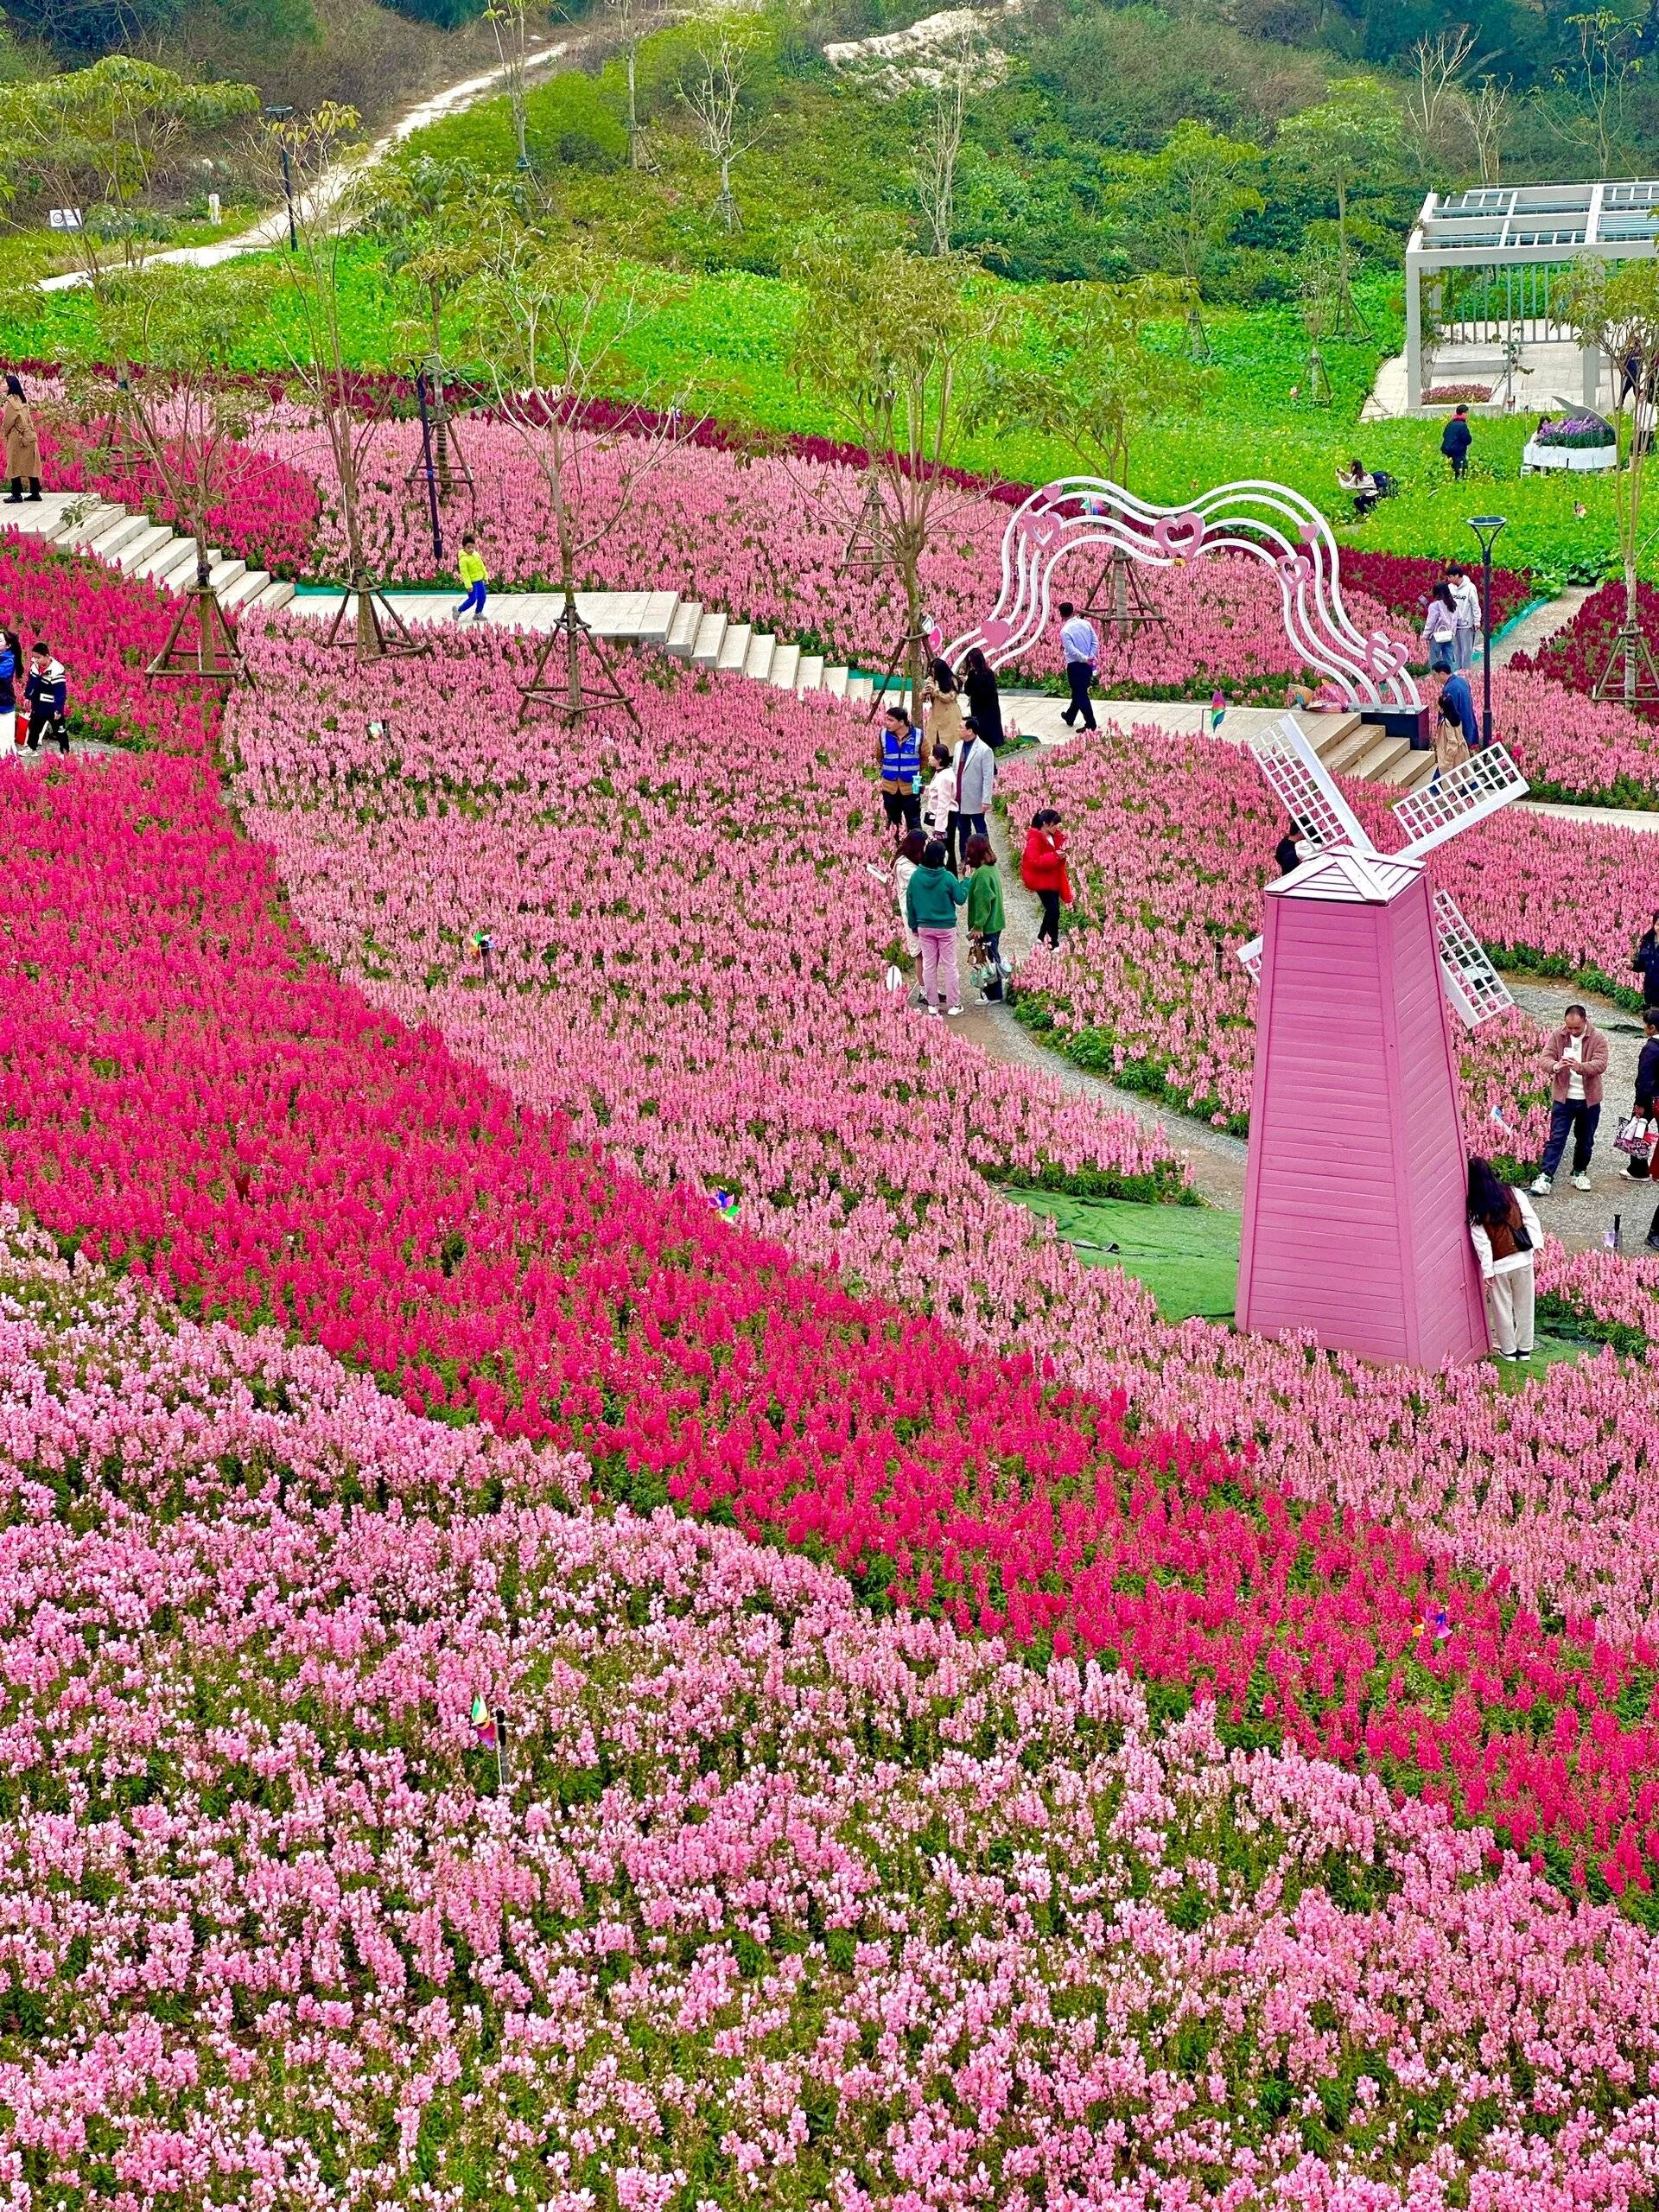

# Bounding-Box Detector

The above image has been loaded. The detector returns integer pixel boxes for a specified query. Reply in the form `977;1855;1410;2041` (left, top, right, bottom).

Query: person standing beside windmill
1533;1004;1609;1196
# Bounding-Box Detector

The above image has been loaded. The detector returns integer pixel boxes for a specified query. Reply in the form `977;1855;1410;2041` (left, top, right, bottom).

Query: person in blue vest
878;702;922;834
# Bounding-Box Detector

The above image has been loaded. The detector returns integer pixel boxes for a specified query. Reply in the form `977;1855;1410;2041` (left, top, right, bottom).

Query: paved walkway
36;40;572;291
1492;584;1595;665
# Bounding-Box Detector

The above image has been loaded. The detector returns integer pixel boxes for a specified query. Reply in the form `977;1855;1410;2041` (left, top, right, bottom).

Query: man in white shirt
1058;601;1098;731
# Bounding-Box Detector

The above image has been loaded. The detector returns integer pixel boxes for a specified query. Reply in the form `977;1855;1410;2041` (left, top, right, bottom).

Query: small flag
709;1189;740;1221
470;1694;498;1748
1489;1104;1507;1128
884;963;906;994
1210;690;1226;733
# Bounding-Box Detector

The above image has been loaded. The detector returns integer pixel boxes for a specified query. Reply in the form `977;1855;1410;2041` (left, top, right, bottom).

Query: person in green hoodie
905;836;969;1016
963;834;1006;1001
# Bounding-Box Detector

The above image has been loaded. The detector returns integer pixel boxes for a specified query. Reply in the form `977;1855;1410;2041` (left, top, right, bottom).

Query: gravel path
1491;584;1596;666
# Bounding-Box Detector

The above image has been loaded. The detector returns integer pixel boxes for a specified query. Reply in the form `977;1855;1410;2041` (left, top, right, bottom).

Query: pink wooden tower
1236;721;1529;1367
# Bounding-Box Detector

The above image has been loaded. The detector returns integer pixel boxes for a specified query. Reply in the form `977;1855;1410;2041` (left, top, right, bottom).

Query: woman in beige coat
3;377;41;504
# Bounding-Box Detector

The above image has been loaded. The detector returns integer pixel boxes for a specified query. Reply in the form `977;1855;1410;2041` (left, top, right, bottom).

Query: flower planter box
1522;439;1617;474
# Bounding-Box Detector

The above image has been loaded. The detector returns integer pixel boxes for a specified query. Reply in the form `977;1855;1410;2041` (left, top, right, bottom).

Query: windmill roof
1267;849;1423;906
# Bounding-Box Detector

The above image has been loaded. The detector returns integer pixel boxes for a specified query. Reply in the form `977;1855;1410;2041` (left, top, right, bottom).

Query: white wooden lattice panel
1392;743;1529;861
1433;889;1514;1029
1245;715;1370;856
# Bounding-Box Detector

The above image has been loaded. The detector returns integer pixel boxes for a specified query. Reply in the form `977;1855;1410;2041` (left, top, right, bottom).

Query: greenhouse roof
1410;181;1659;264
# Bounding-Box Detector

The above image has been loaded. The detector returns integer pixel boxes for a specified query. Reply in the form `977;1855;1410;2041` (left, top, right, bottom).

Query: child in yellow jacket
454;533;489;622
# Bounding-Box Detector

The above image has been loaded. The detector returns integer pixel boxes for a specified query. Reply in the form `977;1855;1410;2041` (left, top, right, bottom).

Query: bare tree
680;16;755;233
1405;26;1478;175
464;231;697;720
263;104;410;664
608;0;663;170
913;24;975;257
1462;74;1511;185
1536;10;1640;179
486;0;550;174
93;262;274;681
791;245;1001;720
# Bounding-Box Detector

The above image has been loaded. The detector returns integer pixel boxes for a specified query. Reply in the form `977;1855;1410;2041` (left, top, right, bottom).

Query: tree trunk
627;47;639;168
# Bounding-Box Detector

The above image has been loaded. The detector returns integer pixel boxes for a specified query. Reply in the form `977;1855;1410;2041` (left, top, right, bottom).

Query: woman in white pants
1467;1155;1542;1361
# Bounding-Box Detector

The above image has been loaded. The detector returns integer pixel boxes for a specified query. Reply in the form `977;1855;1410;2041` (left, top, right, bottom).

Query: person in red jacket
1020;808;1071;948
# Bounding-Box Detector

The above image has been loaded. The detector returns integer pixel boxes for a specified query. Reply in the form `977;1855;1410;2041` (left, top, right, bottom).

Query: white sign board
48;208;83;231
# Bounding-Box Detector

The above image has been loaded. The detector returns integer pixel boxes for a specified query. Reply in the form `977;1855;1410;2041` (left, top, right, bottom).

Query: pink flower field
10;1224;1659;2210
15;488;1659;2199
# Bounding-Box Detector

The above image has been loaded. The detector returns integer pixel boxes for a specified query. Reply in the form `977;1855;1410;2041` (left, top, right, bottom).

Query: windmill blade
1246;715;1373;857
1392;744;1529;862
1433;889;1515;1028
1238;934;1262;981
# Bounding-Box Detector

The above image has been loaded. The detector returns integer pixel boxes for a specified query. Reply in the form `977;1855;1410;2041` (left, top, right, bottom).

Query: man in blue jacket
1632;913;1659;1009
1441;404;1473;478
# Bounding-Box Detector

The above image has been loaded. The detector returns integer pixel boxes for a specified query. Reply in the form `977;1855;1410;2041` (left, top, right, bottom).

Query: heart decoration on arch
1153;511;1207;562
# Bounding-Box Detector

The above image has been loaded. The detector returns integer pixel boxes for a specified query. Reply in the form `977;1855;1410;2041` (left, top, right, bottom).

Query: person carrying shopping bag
964;834;1006;1001
1620;1006;1659;1181
1466;1155;1541;1363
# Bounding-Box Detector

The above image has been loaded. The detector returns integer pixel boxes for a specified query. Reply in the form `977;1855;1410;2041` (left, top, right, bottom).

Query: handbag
1616;1115;1655;1155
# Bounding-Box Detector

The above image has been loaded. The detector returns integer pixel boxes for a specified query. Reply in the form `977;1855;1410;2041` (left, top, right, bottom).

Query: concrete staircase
1306;709;1437;795
3;491;297;617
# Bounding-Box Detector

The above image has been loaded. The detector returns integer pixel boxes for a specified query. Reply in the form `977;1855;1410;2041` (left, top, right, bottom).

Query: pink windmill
1235;718;1529;1367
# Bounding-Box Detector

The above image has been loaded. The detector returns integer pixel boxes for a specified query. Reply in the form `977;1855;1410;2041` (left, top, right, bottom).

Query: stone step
219;568;271;611
715;622;752;673
823;665;849;698
111;524;175;573
247;578;296;613
1350;730;1412;782
86;512;152;562
797;652;825;691
769;641;801;690
54;503;126;550
690;609;728;665
207;556;247;596
665;599;702;656
847;673;874;704
1307;712;1364;762
744;631;776;682
1378;744;1438;792
638;589;681;645
141;537;200;586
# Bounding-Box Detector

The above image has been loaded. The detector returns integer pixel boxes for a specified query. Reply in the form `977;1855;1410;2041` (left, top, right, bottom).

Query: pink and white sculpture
939;475;1421;717
1236;720;1528;1366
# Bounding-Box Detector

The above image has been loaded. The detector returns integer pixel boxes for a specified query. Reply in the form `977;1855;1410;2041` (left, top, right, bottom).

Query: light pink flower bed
7;1217;1659;2211
228;618;1659;1665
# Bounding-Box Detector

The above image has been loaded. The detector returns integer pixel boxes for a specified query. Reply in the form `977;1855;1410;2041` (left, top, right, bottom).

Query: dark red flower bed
1510;577;1659;720
1342;546;1533;630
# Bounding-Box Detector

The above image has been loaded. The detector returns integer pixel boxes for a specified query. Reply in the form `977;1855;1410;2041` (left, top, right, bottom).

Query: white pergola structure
1406;181;1659;410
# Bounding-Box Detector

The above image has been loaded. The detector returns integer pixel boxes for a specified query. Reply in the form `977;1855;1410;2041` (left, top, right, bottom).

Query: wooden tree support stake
838;484;889;578
863;626;930;722
321;584;432;663
516;600;641;728
1592;616;1659;707
146;584;246;683
1081;548;1166;634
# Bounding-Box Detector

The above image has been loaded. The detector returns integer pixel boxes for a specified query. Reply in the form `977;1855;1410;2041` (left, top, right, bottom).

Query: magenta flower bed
11;1230;1659;2207
39;417;319;579
0;536;215;747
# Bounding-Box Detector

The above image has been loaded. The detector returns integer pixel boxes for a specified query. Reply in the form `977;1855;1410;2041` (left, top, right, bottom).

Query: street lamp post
1468;513;1507;751
415;370;444;567
263;105;297;251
